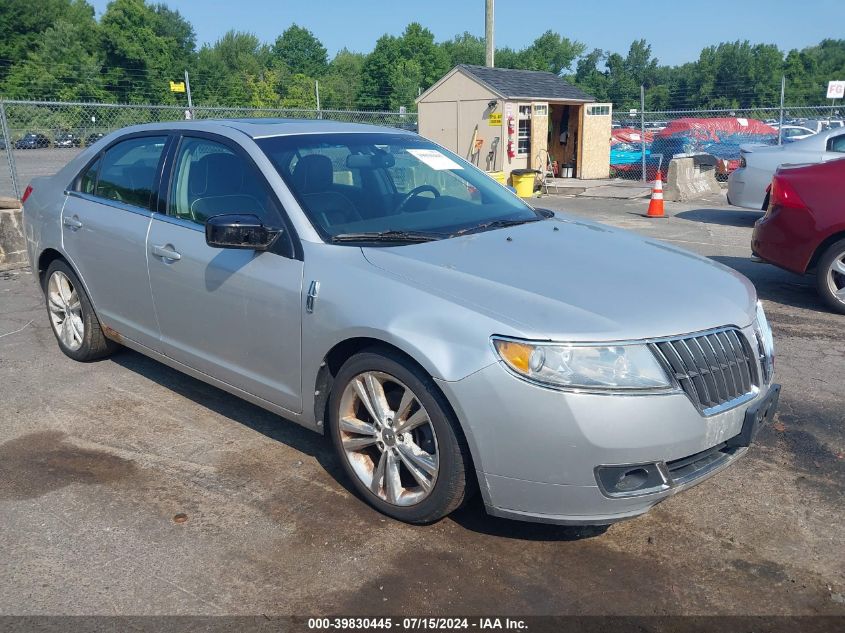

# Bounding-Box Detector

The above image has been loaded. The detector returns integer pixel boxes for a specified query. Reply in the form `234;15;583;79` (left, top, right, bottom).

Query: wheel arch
313;336;479;477
37;248;70;288
807;230;845;272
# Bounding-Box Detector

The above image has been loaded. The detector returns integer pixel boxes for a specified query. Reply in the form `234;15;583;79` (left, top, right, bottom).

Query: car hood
362;214;757;341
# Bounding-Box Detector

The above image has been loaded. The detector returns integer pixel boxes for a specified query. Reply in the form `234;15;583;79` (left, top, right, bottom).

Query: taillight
21;185;33;204
769;175;806;210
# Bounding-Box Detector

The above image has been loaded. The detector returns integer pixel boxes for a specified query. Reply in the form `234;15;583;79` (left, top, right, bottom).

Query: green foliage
320;49;365;109
441;33;486;67
3;17;107;101
272;24;328;77
99;0;195;103
0;0;842;115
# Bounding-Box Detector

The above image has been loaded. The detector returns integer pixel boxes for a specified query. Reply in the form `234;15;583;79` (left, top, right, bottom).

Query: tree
357;34;401;109
397;23;450;88
440;32;485;67
3;16;107;101
192;31;270;106
0;0;93;83
320;49;365;109
520;31;585;75
272;24;328;77
281;73;317;109
99;0;196;103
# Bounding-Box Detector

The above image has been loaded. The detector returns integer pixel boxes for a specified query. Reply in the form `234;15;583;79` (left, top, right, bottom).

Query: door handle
151;244;182;261
62;215;83;230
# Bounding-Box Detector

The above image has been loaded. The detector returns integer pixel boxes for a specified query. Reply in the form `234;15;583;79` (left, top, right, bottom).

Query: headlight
755;301;775;376
491;337;674;391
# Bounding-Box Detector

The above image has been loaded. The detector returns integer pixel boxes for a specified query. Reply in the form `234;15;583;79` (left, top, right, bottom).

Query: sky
89;0;845;68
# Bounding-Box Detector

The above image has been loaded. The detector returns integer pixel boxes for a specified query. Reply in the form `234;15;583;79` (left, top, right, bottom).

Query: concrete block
664;157;721;202
0;207;27;271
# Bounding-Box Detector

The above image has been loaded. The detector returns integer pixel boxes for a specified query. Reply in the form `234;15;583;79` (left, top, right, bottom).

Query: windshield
257;133;539;241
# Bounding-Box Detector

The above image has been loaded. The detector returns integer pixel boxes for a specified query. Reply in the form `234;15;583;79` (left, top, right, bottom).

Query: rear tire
328;348;473;524
43;260;119;361
816;239;845;315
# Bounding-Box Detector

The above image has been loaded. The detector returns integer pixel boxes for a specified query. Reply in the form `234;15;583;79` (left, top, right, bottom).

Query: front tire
44;260;118;361
816;239;845;315
328;348;472;524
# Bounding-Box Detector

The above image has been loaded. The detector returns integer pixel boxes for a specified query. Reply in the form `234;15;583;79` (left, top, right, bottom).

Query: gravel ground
0;191;843;617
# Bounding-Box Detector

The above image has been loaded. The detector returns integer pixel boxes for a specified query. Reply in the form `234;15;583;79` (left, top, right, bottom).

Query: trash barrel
487;171;506;185
510;169;539;198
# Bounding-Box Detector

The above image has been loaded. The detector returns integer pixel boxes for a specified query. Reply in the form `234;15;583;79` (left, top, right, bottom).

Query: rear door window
827;134;845;153
94;136;167;209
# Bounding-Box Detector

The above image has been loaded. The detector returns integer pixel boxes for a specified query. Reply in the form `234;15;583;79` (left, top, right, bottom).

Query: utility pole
315;80;322;119
485;0;495;67
184;70;193;119
640;85;646;182
778;75;785;145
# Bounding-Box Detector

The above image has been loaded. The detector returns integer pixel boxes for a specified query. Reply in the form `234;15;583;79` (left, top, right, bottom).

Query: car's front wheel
44;260;118;361
816;239;845;315
329;349;473;524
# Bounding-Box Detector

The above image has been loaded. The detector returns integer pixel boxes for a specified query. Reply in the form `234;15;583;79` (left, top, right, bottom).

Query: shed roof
419;64;595;103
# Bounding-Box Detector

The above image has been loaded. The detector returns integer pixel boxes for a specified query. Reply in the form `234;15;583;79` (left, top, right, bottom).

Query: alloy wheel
338;371;439;506
47;271;84;351
827;253;845;306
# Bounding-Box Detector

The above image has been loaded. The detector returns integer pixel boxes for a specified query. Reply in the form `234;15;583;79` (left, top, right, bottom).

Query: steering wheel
395;184;440;214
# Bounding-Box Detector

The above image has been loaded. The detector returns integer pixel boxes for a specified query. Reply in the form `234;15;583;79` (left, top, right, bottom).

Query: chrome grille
650;328;760;414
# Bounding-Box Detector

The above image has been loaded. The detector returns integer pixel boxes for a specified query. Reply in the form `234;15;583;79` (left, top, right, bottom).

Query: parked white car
778;125;816;142
727;128;845;209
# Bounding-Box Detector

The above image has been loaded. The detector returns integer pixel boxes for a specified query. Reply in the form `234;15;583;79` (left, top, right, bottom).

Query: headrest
292;154;333;193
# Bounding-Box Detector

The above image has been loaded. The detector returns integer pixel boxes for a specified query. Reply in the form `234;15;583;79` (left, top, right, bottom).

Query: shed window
587;105;611;116
517;105;532;155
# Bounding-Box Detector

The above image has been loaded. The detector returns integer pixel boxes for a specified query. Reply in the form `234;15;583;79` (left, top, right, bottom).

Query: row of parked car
729;127;845;315
0;131;106;150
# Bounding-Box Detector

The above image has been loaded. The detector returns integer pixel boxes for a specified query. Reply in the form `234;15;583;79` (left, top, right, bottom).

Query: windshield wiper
449;216;542;237
330;230;444;244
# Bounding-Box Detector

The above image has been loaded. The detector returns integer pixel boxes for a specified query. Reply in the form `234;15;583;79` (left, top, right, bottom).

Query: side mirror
205;214;281;251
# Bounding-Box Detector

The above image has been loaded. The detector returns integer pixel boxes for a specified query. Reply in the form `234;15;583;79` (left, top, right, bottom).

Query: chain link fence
611;104;843;182
1;98;841;195
0;100;419;198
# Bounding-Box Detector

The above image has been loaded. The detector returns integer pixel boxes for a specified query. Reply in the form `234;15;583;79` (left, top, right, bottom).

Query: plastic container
510;169;538;198
487;171;506;185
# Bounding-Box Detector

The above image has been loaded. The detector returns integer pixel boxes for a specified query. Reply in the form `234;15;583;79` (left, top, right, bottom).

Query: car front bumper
436;340;777;525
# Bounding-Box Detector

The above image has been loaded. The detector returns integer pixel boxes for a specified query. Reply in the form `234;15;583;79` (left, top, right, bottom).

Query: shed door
529;103;549;169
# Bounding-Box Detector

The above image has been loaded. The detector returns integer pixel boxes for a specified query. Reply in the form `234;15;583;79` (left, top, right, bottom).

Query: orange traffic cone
645;171;665;218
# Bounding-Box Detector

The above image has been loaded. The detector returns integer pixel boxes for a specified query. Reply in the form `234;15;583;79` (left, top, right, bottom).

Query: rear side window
828;134;845;153
93;136;167;209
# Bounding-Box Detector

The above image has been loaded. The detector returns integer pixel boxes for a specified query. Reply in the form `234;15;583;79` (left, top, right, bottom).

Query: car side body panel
752;158;845;273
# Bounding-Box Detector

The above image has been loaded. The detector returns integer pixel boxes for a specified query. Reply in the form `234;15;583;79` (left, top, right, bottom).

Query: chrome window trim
65;191;153;218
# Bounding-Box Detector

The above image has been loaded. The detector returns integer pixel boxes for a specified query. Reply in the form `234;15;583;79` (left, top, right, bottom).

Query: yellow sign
169;81;186;93
488;113;502;126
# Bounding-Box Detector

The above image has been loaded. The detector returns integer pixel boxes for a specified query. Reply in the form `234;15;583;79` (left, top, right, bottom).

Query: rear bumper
727;168;768;210
751;207;816;274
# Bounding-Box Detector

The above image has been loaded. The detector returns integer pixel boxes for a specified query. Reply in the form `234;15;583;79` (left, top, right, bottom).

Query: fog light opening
615;468;650;492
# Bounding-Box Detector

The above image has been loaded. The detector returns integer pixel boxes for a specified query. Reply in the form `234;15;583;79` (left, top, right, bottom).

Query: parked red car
751;157;845;313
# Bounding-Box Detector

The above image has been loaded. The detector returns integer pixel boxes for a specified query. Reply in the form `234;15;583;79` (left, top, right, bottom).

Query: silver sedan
22;119;778;525
728;128;845;209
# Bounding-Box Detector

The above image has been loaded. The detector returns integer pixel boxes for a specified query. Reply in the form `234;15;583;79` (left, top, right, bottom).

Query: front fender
299;243;505;427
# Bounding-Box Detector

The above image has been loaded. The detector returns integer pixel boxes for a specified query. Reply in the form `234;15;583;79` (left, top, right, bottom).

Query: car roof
113;118;417;140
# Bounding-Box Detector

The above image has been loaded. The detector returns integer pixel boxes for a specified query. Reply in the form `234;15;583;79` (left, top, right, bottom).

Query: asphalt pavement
0;191;843;616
